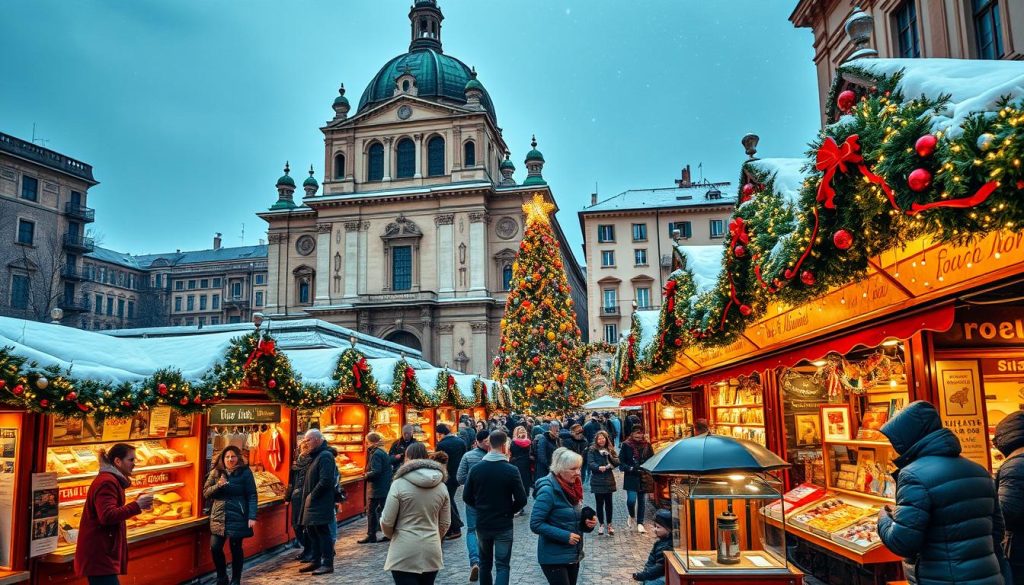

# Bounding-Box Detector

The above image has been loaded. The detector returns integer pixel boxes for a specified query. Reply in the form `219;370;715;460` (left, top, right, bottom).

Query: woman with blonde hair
587;430;619;535
510;426;533;507
530;448;598;585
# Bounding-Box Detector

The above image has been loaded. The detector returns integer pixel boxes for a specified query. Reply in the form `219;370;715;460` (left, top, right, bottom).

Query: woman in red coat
74;443;154;585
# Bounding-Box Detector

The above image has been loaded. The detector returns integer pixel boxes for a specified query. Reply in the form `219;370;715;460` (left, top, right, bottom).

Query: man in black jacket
583;414;603;445
464;431;527;585
358;432;392;544
435;423;467;539
534;421;561;483
298;429;338;575
388;424;417;472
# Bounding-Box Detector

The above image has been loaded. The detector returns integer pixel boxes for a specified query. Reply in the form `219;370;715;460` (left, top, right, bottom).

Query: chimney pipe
214;232;222;251
676;165;692;188
591;193;598;206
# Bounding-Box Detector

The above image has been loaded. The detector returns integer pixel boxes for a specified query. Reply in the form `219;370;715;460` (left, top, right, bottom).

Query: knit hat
654;509;673;531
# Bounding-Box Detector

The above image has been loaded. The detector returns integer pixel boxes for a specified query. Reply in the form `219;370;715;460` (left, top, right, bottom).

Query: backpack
333;463;347;503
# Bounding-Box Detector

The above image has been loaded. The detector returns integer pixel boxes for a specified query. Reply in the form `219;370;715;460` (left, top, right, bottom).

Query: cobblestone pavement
240;473;653;585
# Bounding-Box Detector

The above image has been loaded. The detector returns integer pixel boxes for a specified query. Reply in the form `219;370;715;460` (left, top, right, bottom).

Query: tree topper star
522;193;554;226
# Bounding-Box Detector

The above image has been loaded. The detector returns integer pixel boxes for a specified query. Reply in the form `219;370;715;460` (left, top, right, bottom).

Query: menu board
52;411;193;445
0;428;17;567
30;473;59;557
935;360;989;470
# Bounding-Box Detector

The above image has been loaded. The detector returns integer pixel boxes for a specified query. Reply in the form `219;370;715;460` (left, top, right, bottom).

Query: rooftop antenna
31;123;49;148
698;162;704;183
240;223;245;246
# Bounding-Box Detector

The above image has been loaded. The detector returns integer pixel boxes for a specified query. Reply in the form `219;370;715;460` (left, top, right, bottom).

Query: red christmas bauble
158;383;168;396
0;380;6;390
193;396;201;404
675;318;684;327
739;304;752;316
915;134;937;157
12;385;23;396
556;373;566;384
784;269;794;280
179;397;189;406
39;399;49;408
673;338;683;347
833;229;854;250
122;400;131;408
734;245;746;258
531;356;540;365
837;90;856;112
77;402;90;412
515;369;523;377
66;391;78;401
268;379;277;389
741;183;756;197
908;168;932;192
800;270;816;286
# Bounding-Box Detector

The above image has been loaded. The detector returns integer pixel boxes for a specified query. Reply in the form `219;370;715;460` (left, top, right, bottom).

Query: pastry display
792;498;878;534
831;518;882;552
253;470;286;502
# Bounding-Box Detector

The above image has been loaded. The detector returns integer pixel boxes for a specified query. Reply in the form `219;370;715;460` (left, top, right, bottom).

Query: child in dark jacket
632;509;672;585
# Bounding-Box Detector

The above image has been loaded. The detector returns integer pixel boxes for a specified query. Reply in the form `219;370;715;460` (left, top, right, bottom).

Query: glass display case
405;407;435;448
371;406;401;447
205;403;287;507
669;473;790;574
654;393;693;452
436;406;457;431
709;376;766;446
317;404;367;481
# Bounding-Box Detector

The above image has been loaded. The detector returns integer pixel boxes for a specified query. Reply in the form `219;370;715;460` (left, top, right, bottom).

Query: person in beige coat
381;443;452;585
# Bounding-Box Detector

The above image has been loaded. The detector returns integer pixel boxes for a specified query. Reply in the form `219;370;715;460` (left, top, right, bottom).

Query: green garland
434;369;473;409
644;269;695;374
146;368;219;414
394;359;433;407
334;348;387;405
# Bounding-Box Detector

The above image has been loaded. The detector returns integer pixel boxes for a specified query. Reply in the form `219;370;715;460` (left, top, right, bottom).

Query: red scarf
556;474;583;506
513;438;531;448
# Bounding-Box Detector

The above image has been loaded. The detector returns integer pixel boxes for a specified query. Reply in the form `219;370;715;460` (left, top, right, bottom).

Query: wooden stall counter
0;571;29;585
666;551;803;585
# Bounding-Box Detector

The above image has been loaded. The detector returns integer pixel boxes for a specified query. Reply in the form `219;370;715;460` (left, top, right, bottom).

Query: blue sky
1;1;820;263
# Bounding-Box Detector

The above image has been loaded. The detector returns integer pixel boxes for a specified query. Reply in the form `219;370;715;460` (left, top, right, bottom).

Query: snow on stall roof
748;158;808;209
674;245;725;294
452;374;478;401
282;348;344;386
635;310;661;354
844;58;1024;136
582;183;736;213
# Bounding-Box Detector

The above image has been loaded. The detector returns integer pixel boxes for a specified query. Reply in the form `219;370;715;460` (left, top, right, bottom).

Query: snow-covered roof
582;183;736;214
674;245;725;294
841;58;1024;137
635;310;660;354
747;158;807;209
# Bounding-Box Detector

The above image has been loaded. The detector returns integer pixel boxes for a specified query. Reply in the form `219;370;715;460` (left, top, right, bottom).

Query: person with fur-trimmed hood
381;442;452;585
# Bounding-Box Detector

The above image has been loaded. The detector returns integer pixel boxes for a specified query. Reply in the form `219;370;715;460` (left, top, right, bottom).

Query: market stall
0;406;33;585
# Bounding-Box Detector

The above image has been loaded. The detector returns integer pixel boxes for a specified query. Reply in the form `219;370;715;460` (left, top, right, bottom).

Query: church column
358;221;370;294
265;233;286;314
435;214;454;296
413;133;423;179
470;321;488;375
438;323;454;368
314;223;332;305
383;136;394;182
419;307;434;364
452;127;463;171
343;221;360;300
468;212;488;293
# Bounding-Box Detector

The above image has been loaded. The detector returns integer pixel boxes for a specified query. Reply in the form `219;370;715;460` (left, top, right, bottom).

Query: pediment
339;95;472;128
596;275;622;285
631;274;655;282
493;248;517;261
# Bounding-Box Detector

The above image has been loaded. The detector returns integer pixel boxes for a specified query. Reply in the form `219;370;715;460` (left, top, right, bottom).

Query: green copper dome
357;49;496;123
499;156;515;170
303;166;319;188
465;67;484;92
525;135;544;163
277;162;295;188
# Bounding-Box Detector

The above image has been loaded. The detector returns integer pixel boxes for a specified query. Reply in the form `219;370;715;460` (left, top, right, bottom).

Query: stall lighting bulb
728;474;746;482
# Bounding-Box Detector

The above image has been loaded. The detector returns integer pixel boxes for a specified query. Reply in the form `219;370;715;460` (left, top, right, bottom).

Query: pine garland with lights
147;368;220;414
334;348;385;404
493;194;590;413
205;331;322;408
86;380;143;421
473;378;491;410
393;359;432;407
434;369;473;409
613;312;641;392
644;269;696;373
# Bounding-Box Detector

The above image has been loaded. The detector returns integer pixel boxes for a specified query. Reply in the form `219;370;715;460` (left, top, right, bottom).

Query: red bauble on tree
833;229;854;250
121;400;132;408
733;245;746;258
268;379;277;389
65;391;77;401
837;90;857;113
908;168;932;192
741;183;756;199
12;385;23;396
915;134;937;157
800;270;816;286
179;397;189;406
39;399;49;408
739;304;752;316
673;338;683;347
158;383;168;396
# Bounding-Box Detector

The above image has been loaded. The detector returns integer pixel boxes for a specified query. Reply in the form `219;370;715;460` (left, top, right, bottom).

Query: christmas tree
494;194;589;413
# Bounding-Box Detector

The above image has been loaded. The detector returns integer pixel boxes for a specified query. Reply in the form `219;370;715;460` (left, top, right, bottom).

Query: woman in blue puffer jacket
530;447;597;585
877;400;1010;585
994;410;1024;584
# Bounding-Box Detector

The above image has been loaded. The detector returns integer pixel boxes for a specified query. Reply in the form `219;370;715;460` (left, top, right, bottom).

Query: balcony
62;234;95;252
64;202;96;223
60;297;90;313
62;266;85;281
224;297;250;309
600;305;620;317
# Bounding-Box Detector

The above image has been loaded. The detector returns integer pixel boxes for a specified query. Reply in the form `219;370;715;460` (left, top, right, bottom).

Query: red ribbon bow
816;135;864;209
244;338;276;370
447;375;456;391
352;357;369;389
728;217;750;245
663;279;678;314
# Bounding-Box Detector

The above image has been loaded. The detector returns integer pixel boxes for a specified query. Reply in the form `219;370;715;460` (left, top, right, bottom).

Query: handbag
638;468;656;493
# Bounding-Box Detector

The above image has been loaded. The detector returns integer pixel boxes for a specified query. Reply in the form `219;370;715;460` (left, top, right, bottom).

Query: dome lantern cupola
499;153;516;186
464;66;484;110
409;0;444;53
332;84;351;121
270;162;298;210
523;135;547;186
303;165;319;197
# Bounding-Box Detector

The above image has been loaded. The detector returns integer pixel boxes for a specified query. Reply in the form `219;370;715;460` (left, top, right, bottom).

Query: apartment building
0;132;98;323
579;166;735;344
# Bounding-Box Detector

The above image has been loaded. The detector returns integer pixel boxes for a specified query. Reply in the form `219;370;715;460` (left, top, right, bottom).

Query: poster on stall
148;407;172;438
101;417;132;442
0;428;18;566
30;472;59;557
935;360;989;470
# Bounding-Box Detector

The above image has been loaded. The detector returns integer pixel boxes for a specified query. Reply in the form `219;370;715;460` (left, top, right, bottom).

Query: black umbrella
641;434;789;474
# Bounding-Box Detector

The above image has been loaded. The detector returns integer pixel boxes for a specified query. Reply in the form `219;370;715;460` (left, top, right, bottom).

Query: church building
258;0;587;375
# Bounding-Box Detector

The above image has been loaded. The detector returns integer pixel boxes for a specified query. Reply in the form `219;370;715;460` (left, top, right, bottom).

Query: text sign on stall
30;472;59;557
208;404;281;425
935;360;989;471
933;306;1024;348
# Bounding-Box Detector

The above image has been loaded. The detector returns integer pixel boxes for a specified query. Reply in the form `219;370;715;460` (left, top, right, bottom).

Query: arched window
299;279;310;304
396;138;415;178
502;264;513;291
402;80;410;92
367;142;384;181
464;141;476;167
427;136;445;177
333;153;345;179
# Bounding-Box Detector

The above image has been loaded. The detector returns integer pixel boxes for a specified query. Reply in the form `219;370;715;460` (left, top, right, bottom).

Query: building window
198;317;205;326
636;287;651;309
127;301;134;319
174;297;182;312
464;141;476;167
199;296;207;310
604;324;618;344
396;138;415;178
175;280;183;291
16;220;34;245
94;294;103;314
334;152;345;179
212;294;220;309
502;264;513;291
367;142;385;181
20;176;37;202
634;249;648;266
106;297;114;316
200;278;208;288
185;318;194;326
710;219;725;238
601;250;615;267
255;291;264;306
212;277;222;288
10;275;29;309
894;1;920;58
231;282;242;298
392;245;412;291
669;221;692;239
602;289;617;311
973;0;1004;59
186;295;195;311
254;274;265;285
427;136;445;177
298;279;310;304
597;225;615;243
229;316;241;324
187;279;196;290
117;299;125;318
211;316;220;325
631;223;647;242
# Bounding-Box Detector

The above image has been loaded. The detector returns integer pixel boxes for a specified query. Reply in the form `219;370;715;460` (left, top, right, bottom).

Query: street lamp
50;307;63;325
